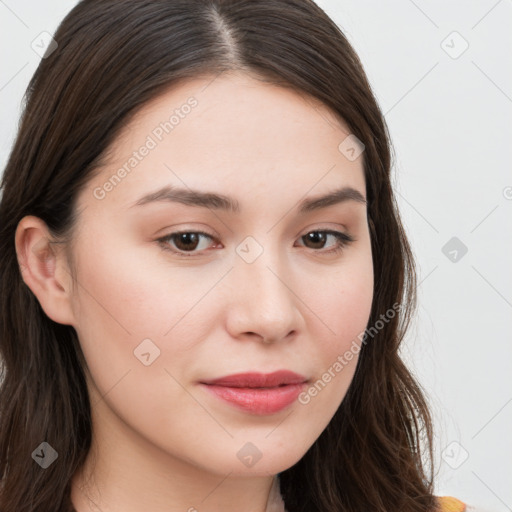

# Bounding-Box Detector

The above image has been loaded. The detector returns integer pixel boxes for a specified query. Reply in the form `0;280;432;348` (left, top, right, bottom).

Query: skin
15;71;374;512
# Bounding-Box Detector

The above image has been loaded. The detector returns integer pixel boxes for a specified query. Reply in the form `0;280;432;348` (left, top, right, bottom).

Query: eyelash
156;229;355;258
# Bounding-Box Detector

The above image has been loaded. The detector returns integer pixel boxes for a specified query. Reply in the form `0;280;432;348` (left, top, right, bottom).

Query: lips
200;370;308;388
199;371;309;415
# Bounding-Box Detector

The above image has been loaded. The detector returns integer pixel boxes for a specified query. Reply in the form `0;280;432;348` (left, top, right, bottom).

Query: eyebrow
129;185;366;214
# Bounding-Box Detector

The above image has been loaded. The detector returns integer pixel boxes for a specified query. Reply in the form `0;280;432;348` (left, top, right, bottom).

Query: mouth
199;370;309;415
200;370;308;388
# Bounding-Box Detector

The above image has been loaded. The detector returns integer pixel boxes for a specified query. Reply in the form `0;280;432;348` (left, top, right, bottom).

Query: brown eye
172;233;201;251
157;231;217;256
298;230;354;254
157;229;354;258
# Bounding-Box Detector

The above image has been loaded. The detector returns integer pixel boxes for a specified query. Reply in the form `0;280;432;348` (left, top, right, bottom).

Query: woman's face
68;71;373;478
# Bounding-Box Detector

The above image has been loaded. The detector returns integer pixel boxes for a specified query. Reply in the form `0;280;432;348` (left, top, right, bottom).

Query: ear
15;215;76;326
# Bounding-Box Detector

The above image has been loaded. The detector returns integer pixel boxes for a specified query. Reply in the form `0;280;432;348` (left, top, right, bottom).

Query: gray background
1;1;511;510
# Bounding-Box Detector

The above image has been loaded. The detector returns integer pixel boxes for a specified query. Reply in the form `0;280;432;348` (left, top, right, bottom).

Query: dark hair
0;1;437;510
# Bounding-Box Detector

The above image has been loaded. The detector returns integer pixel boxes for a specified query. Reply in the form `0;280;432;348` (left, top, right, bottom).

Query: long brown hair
0;1;437;510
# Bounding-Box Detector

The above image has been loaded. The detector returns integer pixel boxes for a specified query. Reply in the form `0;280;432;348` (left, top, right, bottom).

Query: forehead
80;71;366;215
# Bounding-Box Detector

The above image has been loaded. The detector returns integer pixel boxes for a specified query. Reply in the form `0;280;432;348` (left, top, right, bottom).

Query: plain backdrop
1;1;511;510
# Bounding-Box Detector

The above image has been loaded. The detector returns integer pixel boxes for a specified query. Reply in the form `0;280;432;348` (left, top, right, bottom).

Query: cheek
69;235;207;401
70;245;212;452
316;252;374;349
71;227;210;336
299;251;373;408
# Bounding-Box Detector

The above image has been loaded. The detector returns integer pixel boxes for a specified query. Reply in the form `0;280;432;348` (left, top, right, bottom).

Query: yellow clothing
438;496;467;511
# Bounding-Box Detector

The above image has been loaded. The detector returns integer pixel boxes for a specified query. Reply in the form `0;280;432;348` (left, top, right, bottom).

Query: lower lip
200;383;306;415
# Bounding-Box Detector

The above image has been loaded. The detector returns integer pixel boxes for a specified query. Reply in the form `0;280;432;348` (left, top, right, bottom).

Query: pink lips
200;370;308;415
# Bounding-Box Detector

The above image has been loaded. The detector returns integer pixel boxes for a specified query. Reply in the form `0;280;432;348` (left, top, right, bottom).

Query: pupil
177;233;199;250
306;232;325;249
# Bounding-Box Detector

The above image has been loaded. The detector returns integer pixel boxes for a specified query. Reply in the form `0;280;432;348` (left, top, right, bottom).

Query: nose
224;251;302;344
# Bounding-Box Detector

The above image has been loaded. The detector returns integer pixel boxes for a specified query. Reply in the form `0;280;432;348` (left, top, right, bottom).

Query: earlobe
15;215;76;326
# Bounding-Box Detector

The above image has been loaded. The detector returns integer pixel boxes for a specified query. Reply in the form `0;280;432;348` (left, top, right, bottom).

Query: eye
296;230;355;255
157;230;218;256
156;229;355;257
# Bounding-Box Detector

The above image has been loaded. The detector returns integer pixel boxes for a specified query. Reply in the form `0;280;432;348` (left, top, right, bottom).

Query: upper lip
200;370;308;388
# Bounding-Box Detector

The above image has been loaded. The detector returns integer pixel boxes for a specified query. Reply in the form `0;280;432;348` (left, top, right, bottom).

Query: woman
0;0;475;510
